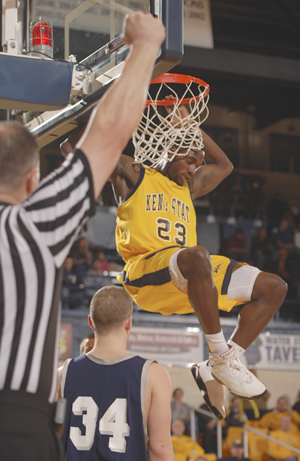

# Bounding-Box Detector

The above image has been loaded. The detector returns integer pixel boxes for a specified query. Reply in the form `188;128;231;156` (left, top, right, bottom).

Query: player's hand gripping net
132;73;210;168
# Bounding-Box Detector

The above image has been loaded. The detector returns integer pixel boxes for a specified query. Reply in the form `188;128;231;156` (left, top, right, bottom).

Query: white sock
205;331;229;355
227;339;245;358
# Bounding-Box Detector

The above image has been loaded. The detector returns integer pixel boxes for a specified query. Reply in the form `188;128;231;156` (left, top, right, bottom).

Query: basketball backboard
24;0;183;147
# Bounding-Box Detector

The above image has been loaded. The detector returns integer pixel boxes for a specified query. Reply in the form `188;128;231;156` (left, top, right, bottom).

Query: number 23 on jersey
156;218;186;246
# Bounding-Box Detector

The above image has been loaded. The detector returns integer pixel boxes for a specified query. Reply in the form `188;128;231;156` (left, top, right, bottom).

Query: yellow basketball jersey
116;167;197;262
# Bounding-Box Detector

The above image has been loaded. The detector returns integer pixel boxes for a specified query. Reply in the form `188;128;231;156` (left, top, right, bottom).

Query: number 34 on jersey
70;397;130;453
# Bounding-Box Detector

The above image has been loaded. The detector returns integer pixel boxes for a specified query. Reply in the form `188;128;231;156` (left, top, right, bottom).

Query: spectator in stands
70;237;92;282
83;258;111;299
96;250;111;274
292;390;300;415
197;403;218;454
217;439;251;461
250;226;276;272
171;387;191;434
266;193;291;234
275;249;290;284
267;415;300;461
271;218;299;289
171;419;207;461
226;397;248;426
222;228;248;262
223;397;248;441
271;218;297;257
294;221;300;251
258;396;300;434
79;331;95;355
62;257;78;309
62;257;77;285
78;222;95;250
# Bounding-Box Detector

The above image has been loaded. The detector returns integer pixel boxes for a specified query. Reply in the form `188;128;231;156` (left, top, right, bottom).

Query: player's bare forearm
190;129;233;199
190;163;231;199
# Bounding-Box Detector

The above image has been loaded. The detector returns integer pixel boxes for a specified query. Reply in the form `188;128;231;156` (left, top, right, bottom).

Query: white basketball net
132;77;210;168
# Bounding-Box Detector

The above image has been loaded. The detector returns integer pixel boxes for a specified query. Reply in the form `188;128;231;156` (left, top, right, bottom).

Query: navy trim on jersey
144;245;184;259
221;258;237;295
121;166;145;204
122;266;171;287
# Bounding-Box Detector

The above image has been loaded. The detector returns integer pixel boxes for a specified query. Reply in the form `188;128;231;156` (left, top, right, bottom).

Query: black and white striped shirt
0;149;95;403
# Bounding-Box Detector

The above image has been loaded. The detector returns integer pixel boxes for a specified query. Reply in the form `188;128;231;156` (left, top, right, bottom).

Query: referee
0;13;165;461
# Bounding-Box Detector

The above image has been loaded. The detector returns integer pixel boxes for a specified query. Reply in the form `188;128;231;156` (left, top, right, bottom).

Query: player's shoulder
148;361;172;390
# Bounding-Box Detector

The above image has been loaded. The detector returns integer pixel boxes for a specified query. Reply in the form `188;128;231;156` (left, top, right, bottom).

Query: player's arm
146;363;174;461
189;129;233;200
77;13;165;199
60;124;86;158
110;153;141;203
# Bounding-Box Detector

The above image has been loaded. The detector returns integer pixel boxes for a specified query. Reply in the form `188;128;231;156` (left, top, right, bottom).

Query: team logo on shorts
212;263;224;277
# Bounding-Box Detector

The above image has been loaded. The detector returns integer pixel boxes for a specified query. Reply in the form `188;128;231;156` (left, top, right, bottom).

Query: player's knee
270;274;288;303
258;272;287;307
178;245;211;278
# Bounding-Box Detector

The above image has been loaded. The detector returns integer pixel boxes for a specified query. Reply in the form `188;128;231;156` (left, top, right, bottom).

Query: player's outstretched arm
189;129;233;199
146;363;174;461
77;12;165;199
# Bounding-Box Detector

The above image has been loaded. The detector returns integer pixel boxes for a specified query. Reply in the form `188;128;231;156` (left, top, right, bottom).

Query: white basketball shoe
191;360;226;420
209;346;267;399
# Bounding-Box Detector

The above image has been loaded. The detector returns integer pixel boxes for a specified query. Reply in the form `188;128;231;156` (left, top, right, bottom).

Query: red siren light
30;17;53;58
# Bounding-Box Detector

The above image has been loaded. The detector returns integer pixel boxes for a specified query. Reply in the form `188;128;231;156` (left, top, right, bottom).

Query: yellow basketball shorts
117;246;245;315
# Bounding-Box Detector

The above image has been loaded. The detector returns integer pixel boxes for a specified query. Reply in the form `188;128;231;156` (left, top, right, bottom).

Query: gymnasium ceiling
174;0;300;129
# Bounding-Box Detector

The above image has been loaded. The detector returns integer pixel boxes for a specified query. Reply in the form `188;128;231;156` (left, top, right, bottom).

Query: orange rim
146;73;210;107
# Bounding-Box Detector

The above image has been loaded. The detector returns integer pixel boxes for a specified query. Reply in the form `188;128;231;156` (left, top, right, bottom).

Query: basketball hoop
132;73;210;168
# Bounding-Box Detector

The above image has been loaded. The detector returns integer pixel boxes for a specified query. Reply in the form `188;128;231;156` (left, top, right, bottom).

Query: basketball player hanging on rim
61;74;287;421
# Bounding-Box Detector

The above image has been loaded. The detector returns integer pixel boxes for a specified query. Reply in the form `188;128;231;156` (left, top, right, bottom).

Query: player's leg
228;267;287;349
171;246;231;419
176;245;223;334
174;246;228;420
206;263;286;404
172;248;268;414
